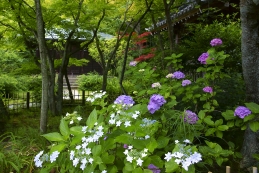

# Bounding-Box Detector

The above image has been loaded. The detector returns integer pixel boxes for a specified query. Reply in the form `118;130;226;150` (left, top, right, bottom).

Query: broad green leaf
102;152;115;164
146;138;158;152
42;132;64;142
205;140;216;148
222;110;235;120
217;125;229;131
124;163;133;172
205;128;216;136
92;145;102;156
156;136;170;148
216;157;224;166
204;116;214;126
114;134;133;144
215;119;223;126
244;114;255;122
149;156;164;168
165;159;179;172
60;119;70;139
86;108;97;129
249;122;259;132
214;144;223;153
70;134;85;146
143;169;153;173
198;110;205;119
70;126;84;136
50;143;67;153
133;167;142;173
215;130;223;138
108;165;118;173
245;102;259;114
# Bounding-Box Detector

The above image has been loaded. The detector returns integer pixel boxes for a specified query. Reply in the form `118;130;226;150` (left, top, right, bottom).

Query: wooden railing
209;166;258;173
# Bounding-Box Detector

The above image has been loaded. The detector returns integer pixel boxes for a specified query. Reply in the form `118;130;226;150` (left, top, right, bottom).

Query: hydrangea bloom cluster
203;86;213;93
234;106;251;119
129;61;138;66
198;52;209;64
164;140;202;171
210;38;223;46
108;110;140;128
182;80;191;86
140;118;157;127
148;164;161;173
114;95;135;109
172;71;185;79
184;110;198;124
86;90;106;103
34;151;60;168
148;94;166;114
68;123;104;170
64;111;83;125
123;146;149;167
151;82;161;88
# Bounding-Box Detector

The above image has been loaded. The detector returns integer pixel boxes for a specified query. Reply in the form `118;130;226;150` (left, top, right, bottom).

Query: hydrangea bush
34;38;259;172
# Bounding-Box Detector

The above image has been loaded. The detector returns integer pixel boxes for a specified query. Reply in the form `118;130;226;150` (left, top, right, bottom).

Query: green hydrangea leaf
42;132;64;142
249;122;259;132
86;108;97;129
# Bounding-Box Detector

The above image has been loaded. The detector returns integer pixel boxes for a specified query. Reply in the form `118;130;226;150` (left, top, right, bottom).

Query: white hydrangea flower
136;158;143;166
124;121;131;127
49;151;60;163
165;152;173;162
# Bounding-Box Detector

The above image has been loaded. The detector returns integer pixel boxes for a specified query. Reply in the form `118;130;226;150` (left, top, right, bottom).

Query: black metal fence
3;90;91;113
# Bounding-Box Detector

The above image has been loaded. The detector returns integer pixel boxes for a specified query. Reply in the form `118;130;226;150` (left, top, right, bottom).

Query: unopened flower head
151;82;161;88
234;106;251;119
129;61;138;66
184;110;198;124
182;80;191;86
210;38;223;46
198;52;209;64
203;86;213;93
166;73;173;78
172;71;185;79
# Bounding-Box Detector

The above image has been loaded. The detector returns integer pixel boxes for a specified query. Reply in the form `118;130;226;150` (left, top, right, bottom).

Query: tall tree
240;0;259;169
35;0;49;133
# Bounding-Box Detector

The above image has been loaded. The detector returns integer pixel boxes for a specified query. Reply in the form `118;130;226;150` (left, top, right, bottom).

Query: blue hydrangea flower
148;94;166;114
114;95;135;109
210;38;223;46
129;61;138;66
203;86;213;93
148;164;161;173
184;110;198;124
234;106;251;119
172;71;185;79
182;80;191;86
198;52;209;64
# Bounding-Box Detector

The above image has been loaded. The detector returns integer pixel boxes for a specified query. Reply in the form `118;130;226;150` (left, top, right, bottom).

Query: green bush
76;73;134;102
0;75;19;95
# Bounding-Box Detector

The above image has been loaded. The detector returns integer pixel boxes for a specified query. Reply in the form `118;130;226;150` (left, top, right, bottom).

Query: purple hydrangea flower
123;144;128;148
172;71;185;79
182;80;191;86
234;106;251;119
148;164;161;173
203;86;213;93
148;94;166;114
129;61;138;66
210;38;223;47
198;53;209;64
114;95;135;109
184;110;198;124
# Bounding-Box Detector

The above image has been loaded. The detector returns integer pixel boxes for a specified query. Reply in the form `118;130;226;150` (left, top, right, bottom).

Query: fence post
226;166;230;173
253;167;258;173
26;92;30;109
82;90;85;106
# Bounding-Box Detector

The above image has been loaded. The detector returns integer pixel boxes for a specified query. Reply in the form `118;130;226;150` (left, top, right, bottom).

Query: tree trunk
240;0;259;169
48;55;57;115
162;0;175;53
35;0;49;134
65;70;74;102
0;98;8;119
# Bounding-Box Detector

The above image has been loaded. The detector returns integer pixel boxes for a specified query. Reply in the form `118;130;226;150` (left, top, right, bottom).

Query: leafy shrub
76;73;134;102
0;75;19;95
